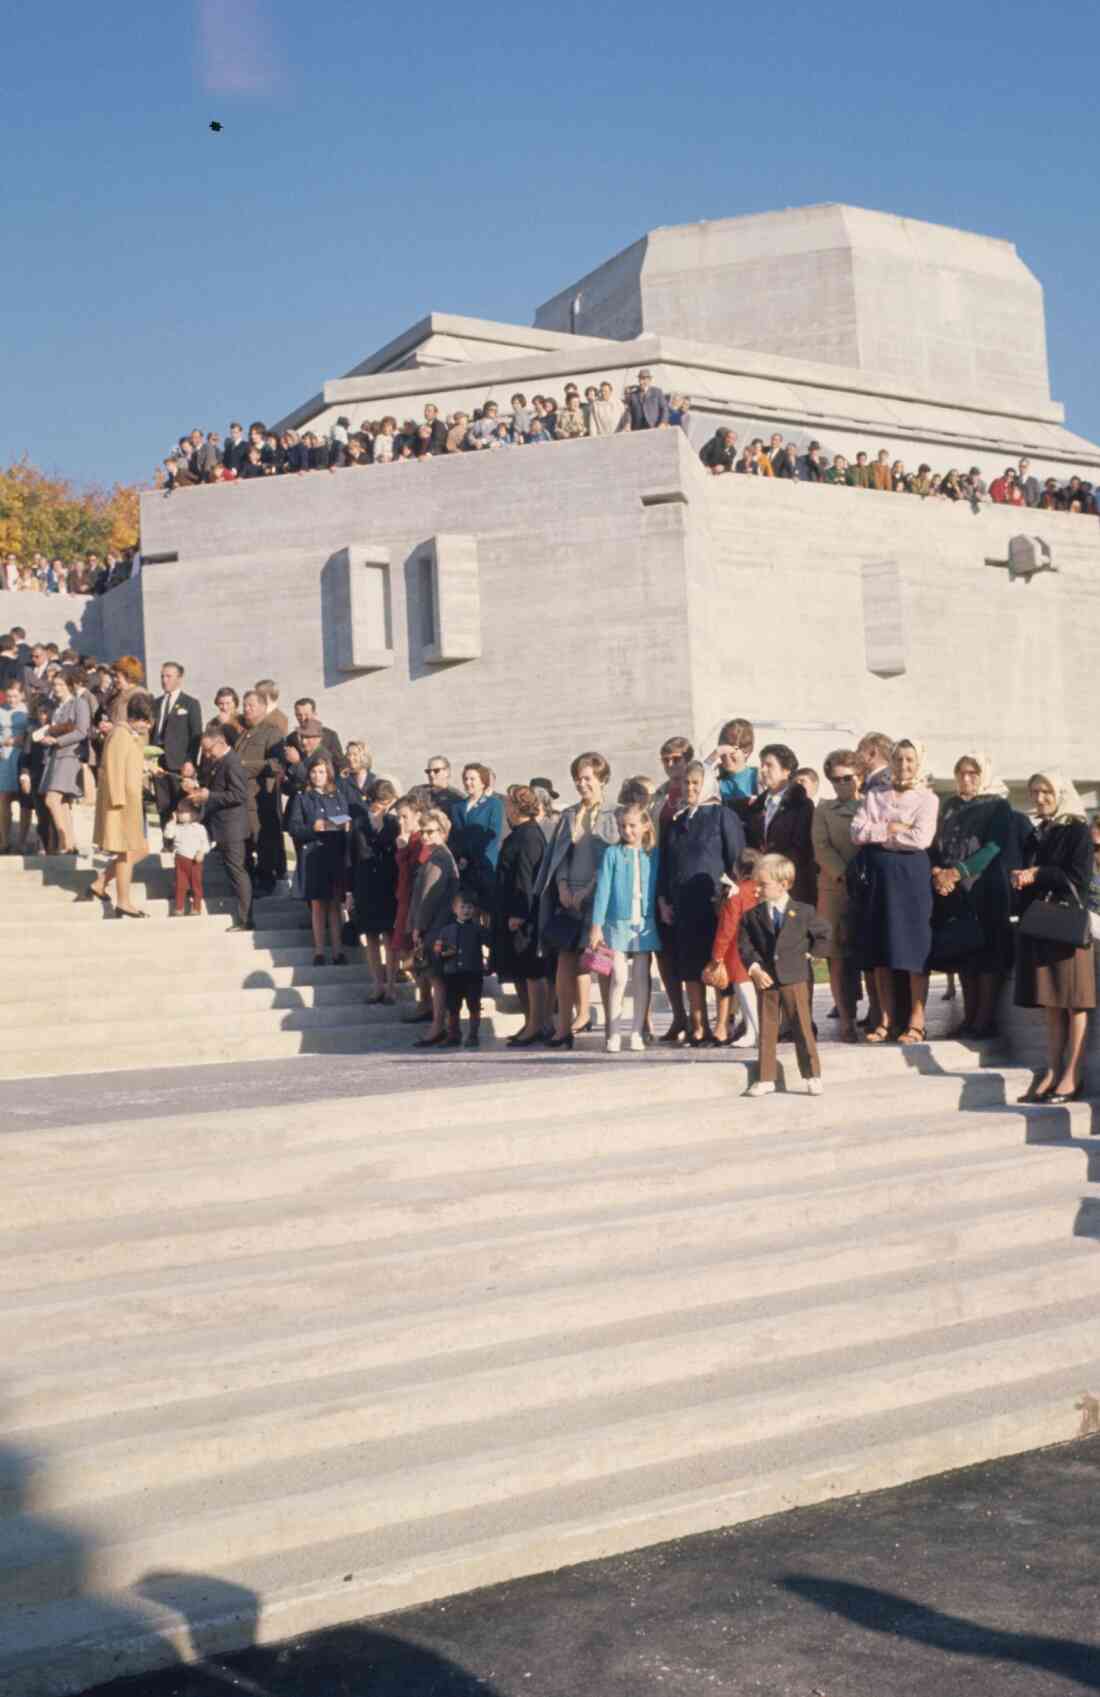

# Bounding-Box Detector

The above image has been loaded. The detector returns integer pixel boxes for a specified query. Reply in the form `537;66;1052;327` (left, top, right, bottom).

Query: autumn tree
0;459;141;561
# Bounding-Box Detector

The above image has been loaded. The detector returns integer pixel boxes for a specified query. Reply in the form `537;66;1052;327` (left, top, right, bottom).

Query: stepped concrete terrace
2;831;1100;1694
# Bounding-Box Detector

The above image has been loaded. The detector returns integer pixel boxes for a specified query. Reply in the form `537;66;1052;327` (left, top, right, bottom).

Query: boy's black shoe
464;1028;481;1049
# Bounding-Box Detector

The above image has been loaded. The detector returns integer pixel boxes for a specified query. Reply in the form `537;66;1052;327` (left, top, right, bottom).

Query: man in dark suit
236;690;286;896
151;662;203;845
736;743;818;906
738;853;831;1096
21;645;52;706
192;727;253;930
619;368;669;432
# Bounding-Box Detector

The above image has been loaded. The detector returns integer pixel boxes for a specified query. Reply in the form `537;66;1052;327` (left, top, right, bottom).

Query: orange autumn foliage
0;458;140;561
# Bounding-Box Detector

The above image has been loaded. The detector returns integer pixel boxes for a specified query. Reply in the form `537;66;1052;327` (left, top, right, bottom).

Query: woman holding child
657;761;746;1046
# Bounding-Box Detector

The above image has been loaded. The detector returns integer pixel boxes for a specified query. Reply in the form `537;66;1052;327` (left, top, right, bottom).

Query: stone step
6;1261;1097;1524
3;1355;1093;1697
0;1073;1048;1231
0;959;410;1007
0;1131;1085;1335
1;1300;1096;1611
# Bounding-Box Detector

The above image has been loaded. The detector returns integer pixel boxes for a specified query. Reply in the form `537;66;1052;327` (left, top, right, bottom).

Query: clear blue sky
3;0;1097;489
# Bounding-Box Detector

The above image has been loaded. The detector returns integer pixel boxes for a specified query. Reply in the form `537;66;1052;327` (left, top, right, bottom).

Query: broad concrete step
0;1070;1049;1231
0;1055;1096;1694
4;1355;1096;1697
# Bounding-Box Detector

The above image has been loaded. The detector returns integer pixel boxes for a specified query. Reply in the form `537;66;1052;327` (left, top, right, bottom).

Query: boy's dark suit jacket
735;784;817;904
737;900;831;985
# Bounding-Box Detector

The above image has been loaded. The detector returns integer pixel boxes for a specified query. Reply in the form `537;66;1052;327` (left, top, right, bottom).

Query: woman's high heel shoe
1017;1073;1054;1104
546;1032;574;1050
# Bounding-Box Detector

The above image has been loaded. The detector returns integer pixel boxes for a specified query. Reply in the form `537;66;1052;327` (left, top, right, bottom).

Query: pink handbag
581;942;615;977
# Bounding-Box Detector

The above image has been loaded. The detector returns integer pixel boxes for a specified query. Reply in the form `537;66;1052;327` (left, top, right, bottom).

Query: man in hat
620;368;669;432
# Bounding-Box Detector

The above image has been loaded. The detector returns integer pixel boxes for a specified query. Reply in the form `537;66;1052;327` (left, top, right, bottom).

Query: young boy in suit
737;852;831;1097
434;888;485;1049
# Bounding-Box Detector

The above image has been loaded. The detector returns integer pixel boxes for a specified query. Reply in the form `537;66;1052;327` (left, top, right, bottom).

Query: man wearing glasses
424;756;463;820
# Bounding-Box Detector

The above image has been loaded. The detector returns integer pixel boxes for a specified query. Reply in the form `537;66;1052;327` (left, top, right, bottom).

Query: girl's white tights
610;951;651;1036
736;981;759;1045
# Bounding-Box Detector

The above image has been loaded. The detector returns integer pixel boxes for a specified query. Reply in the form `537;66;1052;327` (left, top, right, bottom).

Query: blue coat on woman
452;792;505;905
286;781;353;902
591;844;660;952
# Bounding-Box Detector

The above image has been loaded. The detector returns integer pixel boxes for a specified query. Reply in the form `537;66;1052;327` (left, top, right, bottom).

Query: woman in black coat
930;753;1018;1038
285;753;353;966
1011;770;1095;1104
409;807;461;1048
735;742;817;905
491;784;549;1047
658;762;745;1045
349;777;400;1002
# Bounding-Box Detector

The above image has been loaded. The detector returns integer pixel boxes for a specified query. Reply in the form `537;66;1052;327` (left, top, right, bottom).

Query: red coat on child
710;878;760;982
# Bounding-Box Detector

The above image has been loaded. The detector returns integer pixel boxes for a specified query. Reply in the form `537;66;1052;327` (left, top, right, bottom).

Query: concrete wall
137;429;1100;800
139;432;695;792
690;453;1100;785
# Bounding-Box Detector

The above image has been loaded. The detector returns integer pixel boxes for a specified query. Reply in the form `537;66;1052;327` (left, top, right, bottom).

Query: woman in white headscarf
657;760;746;1045
1011;770;1094;1104
930;752;1018;1038
851;737;939;1045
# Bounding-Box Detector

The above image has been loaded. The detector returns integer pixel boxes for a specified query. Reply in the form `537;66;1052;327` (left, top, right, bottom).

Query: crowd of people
1;550;137;597
156;370;693;489
698;431;1100;513
153;364;1099;520
2;628;1097;1102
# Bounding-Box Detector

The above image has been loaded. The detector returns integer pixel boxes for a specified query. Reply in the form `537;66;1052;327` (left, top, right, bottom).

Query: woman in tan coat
81;691;155;918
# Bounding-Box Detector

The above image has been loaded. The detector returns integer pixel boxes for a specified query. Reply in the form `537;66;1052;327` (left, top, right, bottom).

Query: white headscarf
1029;769;1087;826
955;751;1008;799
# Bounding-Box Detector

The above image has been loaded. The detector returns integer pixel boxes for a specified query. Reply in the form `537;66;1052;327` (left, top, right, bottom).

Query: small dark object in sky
209;120;223;132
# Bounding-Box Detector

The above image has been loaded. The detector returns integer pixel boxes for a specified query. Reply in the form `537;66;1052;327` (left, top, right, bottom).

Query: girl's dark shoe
546;1032;574;1050
659;1025;686;1045
1017;1073;1054;1104
312;952;325;966
333;953;348;966
414;1030;448;1048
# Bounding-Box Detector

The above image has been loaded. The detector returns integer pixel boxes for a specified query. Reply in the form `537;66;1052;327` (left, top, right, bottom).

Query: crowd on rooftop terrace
153;366;1100;515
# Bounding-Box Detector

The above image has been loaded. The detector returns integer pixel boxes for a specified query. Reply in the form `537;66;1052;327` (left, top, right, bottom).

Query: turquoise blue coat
591;844;660;952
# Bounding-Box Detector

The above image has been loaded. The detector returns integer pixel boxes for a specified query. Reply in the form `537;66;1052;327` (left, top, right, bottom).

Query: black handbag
1018;878;1091;949
930;903;986;967
542;905;584;953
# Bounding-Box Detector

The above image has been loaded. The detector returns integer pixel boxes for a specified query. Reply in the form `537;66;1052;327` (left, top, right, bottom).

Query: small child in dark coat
434;889;485;1048
737;851;832;1097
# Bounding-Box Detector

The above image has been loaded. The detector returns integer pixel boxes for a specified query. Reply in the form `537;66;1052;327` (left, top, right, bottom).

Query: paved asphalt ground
85;1439;1100;1697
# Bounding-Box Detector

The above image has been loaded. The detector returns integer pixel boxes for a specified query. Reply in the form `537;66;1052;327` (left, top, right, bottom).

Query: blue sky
2;0;1097;488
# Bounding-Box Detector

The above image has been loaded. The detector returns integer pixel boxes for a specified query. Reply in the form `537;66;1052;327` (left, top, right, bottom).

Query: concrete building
14;203;1097;792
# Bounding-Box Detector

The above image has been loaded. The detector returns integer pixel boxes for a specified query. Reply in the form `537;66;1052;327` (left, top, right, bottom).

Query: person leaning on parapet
585;381;619;437
466;403;502;449
1016;458;1042;508
700;428;739;475
618;369;669;432
847;451;875;490
871;448;893;492
798;441;825;482
773;443;800;480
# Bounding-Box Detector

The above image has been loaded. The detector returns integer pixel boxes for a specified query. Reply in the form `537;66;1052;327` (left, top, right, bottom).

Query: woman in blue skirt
851;738;939;1045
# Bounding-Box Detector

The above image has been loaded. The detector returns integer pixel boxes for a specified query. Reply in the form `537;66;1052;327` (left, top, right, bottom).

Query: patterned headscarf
1029;769;1088;826
955;751;1008;799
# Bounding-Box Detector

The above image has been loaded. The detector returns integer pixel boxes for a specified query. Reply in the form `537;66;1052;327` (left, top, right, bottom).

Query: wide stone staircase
0;847;529;1078
1;1026;1099;1693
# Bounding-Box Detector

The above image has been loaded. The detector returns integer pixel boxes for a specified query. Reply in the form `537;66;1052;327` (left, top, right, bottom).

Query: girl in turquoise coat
589;802;660;1052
